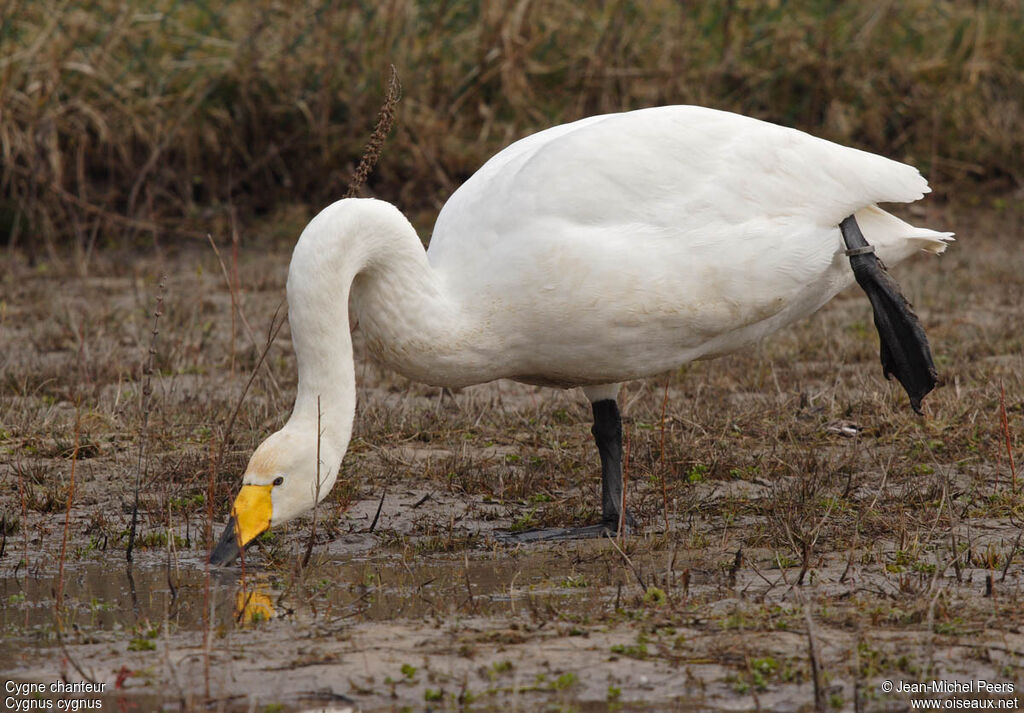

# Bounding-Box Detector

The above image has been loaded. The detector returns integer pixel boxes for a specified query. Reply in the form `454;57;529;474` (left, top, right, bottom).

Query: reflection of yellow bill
235;588;275;625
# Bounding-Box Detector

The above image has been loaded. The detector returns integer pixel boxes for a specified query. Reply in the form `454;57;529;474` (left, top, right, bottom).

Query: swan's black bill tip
209;517;241;566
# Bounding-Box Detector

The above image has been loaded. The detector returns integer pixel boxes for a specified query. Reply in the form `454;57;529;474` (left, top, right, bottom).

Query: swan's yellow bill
232;484;273;547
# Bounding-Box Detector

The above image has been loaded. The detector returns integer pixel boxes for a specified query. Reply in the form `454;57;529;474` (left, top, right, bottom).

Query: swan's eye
273;476;284;486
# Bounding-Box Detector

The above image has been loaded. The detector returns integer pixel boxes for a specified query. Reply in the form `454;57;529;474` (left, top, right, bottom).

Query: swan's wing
427;105;929;268
424;106;941;376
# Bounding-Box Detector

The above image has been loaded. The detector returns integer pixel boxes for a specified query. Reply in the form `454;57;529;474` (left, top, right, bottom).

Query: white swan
210;105;951;564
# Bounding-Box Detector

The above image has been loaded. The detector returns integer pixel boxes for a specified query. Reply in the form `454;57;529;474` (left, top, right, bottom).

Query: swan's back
429;106;929;259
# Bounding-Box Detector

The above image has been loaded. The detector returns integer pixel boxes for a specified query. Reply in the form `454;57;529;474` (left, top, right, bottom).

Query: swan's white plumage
237;105;951;529
419;106;950;386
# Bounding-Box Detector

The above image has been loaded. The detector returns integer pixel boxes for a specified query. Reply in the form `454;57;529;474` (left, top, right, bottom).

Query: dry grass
1;0;1021;260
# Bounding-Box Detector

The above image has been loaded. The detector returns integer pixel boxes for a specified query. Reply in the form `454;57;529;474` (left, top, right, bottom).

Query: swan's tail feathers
854;205;954;256
909;229;955;256
840;215;939;414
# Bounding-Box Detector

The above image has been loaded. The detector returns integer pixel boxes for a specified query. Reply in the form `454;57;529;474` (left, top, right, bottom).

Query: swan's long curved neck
286;253;358;451
284;199;477;455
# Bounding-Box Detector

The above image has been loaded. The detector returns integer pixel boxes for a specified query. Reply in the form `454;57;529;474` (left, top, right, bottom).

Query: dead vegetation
1;0;1021;261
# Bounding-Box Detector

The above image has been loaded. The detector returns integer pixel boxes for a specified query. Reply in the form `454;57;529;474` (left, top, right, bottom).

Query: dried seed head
345;66;403;199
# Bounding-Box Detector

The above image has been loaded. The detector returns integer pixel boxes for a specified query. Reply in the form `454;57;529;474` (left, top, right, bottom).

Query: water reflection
235;585;275;624
1;545;622;668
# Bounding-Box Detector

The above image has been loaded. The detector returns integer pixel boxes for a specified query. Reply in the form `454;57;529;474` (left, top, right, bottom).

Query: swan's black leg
592;399;636;530
840;215;939;413
496;399;635;544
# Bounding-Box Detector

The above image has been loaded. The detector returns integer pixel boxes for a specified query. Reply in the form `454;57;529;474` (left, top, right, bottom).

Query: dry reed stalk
463;552;478;614
56;469;98;682
200;298;287;650
229;233;237;375
231;216;240;367
1000;530;1021;583
127;275;166;563
728;548;743;588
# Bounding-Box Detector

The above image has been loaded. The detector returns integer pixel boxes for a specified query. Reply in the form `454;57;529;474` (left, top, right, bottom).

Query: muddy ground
1;200;1023;712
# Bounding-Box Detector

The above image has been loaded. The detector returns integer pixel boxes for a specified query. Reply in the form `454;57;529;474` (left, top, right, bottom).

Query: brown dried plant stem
291;67;398;568
127;276;166;562
54;402;97;683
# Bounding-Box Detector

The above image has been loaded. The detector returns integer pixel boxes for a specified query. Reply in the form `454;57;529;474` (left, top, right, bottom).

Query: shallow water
1;546;623;647
1;545;699;711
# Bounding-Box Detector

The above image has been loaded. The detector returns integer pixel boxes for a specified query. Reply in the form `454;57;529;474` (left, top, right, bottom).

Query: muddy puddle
1;543;710;712
2;546;626;644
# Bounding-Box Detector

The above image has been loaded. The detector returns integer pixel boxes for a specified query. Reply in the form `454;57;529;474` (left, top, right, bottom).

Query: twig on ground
368;488;387;533
202;437;215;700
607;533;646;591
463;552;477;614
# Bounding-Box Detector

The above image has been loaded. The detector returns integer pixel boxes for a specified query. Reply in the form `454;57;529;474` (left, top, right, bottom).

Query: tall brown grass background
2;0;1020;256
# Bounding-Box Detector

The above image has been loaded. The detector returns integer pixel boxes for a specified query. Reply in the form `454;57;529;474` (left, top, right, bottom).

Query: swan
209;105;952;565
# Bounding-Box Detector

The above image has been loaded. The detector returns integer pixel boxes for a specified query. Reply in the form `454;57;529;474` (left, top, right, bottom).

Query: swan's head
209;426;340;566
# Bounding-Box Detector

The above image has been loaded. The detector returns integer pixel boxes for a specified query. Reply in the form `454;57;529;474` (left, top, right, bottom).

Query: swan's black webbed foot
495;515;635;544
840;215;939;413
